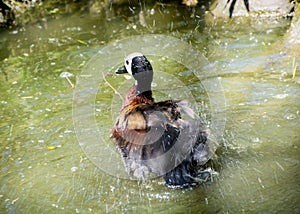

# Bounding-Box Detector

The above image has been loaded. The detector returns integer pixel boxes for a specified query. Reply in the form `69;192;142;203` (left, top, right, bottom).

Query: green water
1;2;299;213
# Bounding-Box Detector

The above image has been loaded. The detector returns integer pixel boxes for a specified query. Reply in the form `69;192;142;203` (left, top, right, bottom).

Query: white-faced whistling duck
111;53;210;188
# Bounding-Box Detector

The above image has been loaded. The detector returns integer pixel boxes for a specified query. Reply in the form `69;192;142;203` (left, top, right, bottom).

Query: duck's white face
124;52;144;75
116;52;153;95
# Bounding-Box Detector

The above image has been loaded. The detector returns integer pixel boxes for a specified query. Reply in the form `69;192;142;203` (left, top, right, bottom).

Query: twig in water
292;57;297;79
60;72;75;89
65;76;75;88
102;73;123;101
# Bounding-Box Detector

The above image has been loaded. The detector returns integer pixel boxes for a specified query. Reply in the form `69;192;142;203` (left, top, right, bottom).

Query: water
1;2;299;213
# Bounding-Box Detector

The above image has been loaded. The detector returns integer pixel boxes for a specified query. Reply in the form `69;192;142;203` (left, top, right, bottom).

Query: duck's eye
126;60;129;65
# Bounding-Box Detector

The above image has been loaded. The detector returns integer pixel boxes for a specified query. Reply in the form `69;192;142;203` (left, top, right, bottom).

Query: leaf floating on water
47;145;56;150
182;0;198;6
21;96;34;99
77;40;88;46
50;8;59;14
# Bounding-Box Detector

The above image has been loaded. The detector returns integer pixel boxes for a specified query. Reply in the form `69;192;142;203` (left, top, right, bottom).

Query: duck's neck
133;69;154;101
135;80;153;100
135;78;151;92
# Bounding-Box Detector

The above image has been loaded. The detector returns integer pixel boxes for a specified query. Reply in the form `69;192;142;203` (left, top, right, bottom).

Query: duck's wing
112;100;209;180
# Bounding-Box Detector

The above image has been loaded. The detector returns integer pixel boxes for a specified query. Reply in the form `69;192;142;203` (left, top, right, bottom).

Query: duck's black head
116;53;153;96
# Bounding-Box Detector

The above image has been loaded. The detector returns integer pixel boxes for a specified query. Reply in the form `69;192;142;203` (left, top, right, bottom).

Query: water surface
1;2;299;213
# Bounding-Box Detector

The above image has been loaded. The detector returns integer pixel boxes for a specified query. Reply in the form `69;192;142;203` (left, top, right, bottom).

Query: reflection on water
1;2;299;213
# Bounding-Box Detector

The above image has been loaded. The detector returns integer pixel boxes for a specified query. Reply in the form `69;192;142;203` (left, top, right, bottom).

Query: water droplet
273;94;288;99
71;167;78;172
284;114;296;120
150;8;155;15
252;137;260;143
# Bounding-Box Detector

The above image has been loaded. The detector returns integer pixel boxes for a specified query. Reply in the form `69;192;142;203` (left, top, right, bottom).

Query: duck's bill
116;66;128;74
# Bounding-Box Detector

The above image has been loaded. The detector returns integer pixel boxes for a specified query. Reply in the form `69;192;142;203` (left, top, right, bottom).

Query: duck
111;52;211;188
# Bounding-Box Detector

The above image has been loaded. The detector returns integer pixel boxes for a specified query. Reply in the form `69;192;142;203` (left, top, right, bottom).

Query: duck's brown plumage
111;53;210;188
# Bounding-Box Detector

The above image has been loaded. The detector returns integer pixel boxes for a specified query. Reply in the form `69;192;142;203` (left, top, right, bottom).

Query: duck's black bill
116;66;128;74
